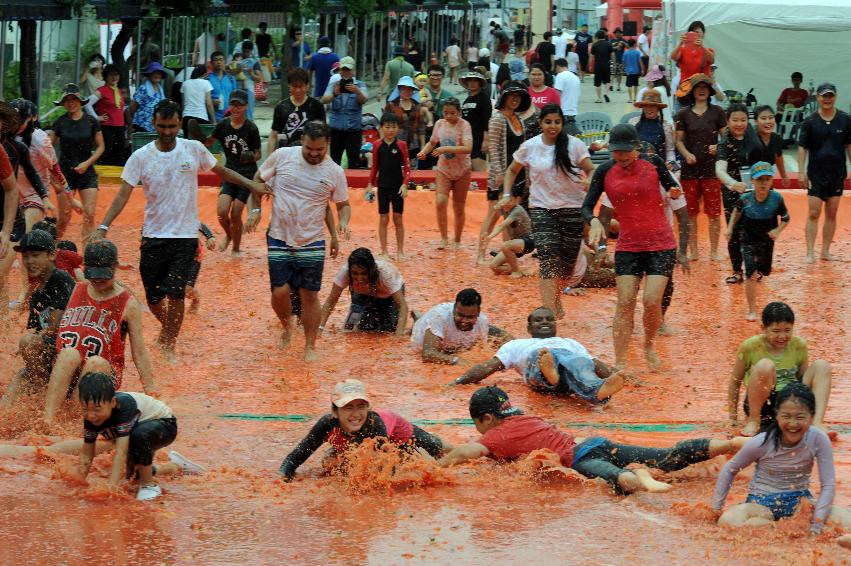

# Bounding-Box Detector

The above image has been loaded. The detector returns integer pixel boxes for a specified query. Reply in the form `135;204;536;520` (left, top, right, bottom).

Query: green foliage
38;87;66;129
54;50;73;62
3;61;19;101
80;34;101;62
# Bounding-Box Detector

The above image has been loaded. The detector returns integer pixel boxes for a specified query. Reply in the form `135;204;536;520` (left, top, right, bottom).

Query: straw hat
676;73;716;99
634;89;668;109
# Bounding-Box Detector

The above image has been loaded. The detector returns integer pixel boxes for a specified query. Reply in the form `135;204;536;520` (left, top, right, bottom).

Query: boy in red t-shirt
776;71;809;110
430;386;746;493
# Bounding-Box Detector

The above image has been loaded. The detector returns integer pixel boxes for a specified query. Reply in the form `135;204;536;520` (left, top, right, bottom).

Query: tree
18;21;37;101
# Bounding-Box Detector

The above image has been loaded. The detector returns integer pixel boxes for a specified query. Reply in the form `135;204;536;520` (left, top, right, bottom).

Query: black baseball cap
816;82;837;95
469;386;523;420
608;123;640;151
229;89;249;106
84;239;118;280
14;229;54;253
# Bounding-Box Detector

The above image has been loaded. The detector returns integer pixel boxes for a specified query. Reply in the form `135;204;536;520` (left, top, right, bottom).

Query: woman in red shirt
583;124;688;371
670;21;715;82
90;65;128;165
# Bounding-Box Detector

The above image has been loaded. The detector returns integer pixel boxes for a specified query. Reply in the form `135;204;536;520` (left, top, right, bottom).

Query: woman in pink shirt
90;64;129;165
527;64;559;109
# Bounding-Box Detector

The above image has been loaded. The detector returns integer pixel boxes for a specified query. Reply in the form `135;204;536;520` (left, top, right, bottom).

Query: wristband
250;208;261;214
450;356;459;365
98;224;109;232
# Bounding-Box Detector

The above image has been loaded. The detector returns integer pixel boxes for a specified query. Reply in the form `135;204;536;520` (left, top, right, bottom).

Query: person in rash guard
278;379;448;481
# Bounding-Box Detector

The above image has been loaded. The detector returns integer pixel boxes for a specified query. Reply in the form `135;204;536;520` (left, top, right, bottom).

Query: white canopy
596;2;608;18
662;0;851;108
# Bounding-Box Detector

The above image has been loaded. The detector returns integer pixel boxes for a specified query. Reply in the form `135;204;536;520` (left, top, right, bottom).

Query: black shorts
625;74;640;87
807;178;845;201
220;182;250;204
594;67;611;86
348;291;401;332
486;188;501;201
186;259;202;288
614;249;676;277
61;165;98;190
742;241;774;278
139;237;199;304
126;417;177;472
377;186;405;214
518;234;536;256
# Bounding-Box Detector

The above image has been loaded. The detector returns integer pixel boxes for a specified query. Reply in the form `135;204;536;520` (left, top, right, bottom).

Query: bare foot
304;348;319;363
161;347;178;365
806;254;815;264
538;348;559;386
688;253;699;261
710;252;722;262
521;267;535;276
410;309;421;322
597;371;625;400
741;420;760;437
451;241;462;249
436;239;449;250
396;252;406;261
658;322;676;335
230;250;241;258
187;299;199;314
644;348;661;371
278;327;292;351
837;534;851;549
509;271;524;279
218;236;231;253
379;251;391;261
633;468;672;492
745;312;758;321
477;257;491;266
821;252;837;261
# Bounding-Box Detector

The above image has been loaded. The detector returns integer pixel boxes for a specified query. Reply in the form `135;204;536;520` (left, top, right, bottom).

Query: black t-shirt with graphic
212;118;261;175
462;91;492;158
83;392;139;443
798;110;851;182
27;268;75;331
270;97;326;147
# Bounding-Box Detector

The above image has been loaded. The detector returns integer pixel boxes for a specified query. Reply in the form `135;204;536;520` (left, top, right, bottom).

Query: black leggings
573;438;711;489
409;425;444;457
126;417;178;474
723;188;743;273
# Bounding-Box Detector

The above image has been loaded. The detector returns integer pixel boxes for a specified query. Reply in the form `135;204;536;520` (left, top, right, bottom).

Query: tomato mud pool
0;187;849;565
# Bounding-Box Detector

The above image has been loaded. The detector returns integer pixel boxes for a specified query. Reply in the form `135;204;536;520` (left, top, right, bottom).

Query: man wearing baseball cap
321;56;368;167
797;81;851;263
1;230;75;409
38;239;157;425
430;386;746;494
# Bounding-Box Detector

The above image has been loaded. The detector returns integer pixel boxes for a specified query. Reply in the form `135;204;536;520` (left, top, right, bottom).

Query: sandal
725;272;744;284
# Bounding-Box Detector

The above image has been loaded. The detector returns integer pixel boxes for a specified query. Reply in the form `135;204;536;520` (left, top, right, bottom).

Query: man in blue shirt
207;51;237;120
320;56;367;168
574;24;593;74
307;36;339;98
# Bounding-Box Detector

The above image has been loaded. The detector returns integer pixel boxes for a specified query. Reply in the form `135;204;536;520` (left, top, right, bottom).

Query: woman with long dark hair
501;104;593;318
319;247;408;335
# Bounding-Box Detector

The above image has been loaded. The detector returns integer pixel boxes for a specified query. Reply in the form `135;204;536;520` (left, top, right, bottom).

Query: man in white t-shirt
95;100;269;361
552;29;568;60
553;58;581;135
411;288;511;364
248;121;351;362
638;26;652;70
450;306;625;404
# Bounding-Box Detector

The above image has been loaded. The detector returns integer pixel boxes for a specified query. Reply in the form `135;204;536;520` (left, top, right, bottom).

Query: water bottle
364;189;375;203
739;167;751;191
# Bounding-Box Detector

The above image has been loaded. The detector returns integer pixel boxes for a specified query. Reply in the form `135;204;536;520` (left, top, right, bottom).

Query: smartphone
338;78;353;91
685;31;699;45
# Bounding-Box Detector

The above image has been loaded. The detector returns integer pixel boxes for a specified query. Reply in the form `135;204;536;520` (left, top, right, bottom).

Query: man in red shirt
41;239;157;425
431;386;746;493
776;72;809;111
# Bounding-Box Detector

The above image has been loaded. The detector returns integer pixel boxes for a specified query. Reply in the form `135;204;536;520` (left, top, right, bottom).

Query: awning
0;0;71;20
87;0;144;19
596;2;608;17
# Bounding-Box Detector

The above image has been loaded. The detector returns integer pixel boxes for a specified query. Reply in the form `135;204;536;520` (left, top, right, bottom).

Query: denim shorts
746;489;813;520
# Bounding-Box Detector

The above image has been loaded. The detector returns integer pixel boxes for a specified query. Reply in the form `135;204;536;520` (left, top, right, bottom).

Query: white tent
663;0;851;109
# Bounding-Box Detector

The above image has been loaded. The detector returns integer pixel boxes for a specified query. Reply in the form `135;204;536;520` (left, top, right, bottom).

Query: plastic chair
575;111;614;144
777;107;803;147
619;111;641;124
